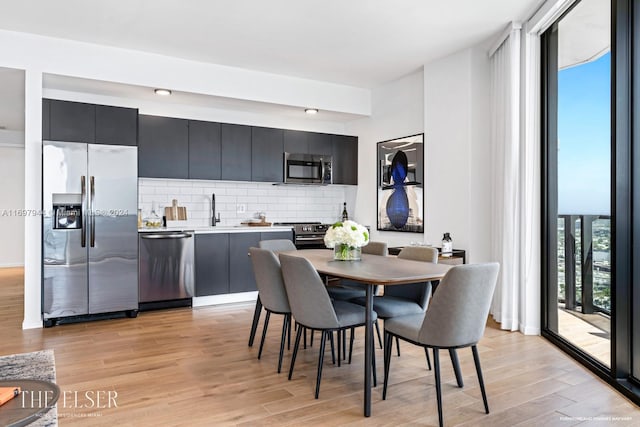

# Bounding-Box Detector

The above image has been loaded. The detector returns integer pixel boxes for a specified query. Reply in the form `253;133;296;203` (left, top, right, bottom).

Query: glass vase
333;244;362;261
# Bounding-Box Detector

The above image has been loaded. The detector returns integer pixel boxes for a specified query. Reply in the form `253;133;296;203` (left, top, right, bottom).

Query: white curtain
489;26;523;332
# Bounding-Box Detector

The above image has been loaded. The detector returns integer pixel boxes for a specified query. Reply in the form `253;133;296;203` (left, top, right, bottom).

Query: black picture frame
376;133;424;233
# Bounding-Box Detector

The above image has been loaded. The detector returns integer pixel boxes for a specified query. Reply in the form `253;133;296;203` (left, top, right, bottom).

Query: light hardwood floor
1;267;639;426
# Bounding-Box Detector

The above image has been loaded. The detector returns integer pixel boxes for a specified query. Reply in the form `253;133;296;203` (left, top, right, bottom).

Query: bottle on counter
341;202;349;222
441;232;453;257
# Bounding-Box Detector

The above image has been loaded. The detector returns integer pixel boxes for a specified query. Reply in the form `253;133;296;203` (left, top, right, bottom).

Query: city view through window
556;24;611;366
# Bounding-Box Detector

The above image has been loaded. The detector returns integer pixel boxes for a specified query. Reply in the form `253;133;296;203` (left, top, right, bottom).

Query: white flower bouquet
324;220;369;260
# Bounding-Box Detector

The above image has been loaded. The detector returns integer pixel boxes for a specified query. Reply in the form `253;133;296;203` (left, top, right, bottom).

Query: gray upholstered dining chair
352;245;437;358
248;239;296;348
327;241;388;301
248;247;292;373
279;253;378;399
382;263;500;427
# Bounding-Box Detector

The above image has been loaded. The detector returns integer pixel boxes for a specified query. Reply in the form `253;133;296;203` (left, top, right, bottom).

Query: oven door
294;234;327;249
284;153;323;184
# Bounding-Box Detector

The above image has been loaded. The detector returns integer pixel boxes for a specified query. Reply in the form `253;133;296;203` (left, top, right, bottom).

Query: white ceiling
0;0;542;89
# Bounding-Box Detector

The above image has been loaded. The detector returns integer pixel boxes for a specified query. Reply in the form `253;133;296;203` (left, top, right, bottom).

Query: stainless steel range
273;222;330;249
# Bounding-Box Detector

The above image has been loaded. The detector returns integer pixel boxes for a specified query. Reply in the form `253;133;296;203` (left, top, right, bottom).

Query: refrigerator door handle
81;175;87;248
90;176;96;247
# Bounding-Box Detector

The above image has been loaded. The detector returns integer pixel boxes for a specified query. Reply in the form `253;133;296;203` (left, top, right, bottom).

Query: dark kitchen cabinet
138;115;189;179
332;134;358;185
308;132;333;156
221;124;252;181
49;99;95;143
283;129;308;153
194;231;292;297
260;231;293;242
95;105;138;146
44;99;138;146
195;233;230;296
251;126;283;182
229;233;260;293
189;120;222;180
42;99;50;140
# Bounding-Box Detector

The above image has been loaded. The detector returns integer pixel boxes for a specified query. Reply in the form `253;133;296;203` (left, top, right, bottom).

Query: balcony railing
558;215;611;315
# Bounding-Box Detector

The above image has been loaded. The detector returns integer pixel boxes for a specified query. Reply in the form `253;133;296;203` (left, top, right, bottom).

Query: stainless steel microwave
284;152;332;185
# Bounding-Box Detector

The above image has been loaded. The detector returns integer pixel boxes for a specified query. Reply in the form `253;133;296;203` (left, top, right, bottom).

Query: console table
388;247;466;264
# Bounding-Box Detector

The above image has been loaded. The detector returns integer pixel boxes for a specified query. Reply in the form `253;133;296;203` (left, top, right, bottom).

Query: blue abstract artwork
377;134;424;232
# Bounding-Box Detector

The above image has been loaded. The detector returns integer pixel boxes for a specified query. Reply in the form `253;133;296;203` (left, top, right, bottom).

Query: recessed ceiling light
154;89;172;96
305;108;318;115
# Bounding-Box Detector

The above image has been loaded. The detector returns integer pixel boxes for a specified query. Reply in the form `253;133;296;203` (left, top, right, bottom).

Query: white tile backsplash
138;178;356;226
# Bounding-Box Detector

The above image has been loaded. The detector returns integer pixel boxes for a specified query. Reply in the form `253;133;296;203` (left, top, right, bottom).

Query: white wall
347;70;425;246
347;46;493;259
424;47;492;263
0;133;25;267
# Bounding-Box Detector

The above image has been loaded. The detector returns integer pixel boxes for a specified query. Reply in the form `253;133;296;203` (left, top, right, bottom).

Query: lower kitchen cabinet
195;231;293;297
195;234;230;296
229;233;261;293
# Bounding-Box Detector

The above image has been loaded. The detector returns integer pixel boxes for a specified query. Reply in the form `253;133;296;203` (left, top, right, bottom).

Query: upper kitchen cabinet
95;105;138;146
332;135;358;185
221;124;252;181
308;132;333;156
44;99;138;146
251;126;283;182
138;115;189;179
283;129;307;153
48;99;95;143
283;130;332;156
189;120;222;180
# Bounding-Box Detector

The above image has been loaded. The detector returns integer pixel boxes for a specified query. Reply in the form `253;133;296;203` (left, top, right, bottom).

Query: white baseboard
22;319;43;329
192;291;258;307
0;263;25;268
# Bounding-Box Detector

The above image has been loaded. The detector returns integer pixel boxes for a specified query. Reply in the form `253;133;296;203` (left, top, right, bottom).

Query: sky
557;51;611;216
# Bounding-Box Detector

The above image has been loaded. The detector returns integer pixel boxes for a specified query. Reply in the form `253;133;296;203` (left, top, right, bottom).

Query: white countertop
138;225;294;234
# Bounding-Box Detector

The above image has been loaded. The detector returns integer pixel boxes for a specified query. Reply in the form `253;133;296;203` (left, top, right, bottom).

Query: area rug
0;349;58;426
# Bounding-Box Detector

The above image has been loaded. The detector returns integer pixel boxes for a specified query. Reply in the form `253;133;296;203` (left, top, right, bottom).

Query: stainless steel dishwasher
138;231;194;310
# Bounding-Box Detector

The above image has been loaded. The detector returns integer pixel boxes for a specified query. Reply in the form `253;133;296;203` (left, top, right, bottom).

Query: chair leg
315;331;328;399
303;325;307;349
348;327;355;364
288;325;303;380
311;330;314;347
329;332;336;365
277;314;289;373
258;311;271;360
337;330;342;367
396;336;401;357
374;319;383;349
449;348;464;388
433;348;444;427
382;331;393;400
424;346;432;370
287;315;292;350
248;296;262;347
342;328;347;360
472;345;490;414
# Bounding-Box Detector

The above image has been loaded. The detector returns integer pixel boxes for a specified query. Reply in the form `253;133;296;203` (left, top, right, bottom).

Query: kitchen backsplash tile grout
138;178;356;226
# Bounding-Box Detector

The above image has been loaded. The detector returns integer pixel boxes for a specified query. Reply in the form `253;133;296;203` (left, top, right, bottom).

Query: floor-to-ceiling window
543;0;640;404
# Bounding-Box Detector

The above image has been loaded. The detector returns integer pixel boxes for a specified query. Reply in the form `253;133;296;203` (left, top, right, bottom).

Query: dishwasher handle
140;233;193;239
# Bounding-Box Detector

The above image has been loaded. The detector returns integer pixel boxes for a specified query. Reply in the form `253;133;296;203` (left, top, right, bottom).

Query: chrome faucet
212;193;221;226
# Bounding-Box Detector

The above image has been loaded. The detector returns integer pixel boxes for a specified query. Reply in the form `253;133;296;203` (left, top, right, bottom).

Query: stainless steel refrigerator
42;141;138;324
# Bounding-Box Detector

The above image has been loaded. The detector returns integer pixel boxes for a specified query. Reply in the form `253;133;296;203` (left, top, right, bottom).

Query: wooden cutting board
164;206;188;220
